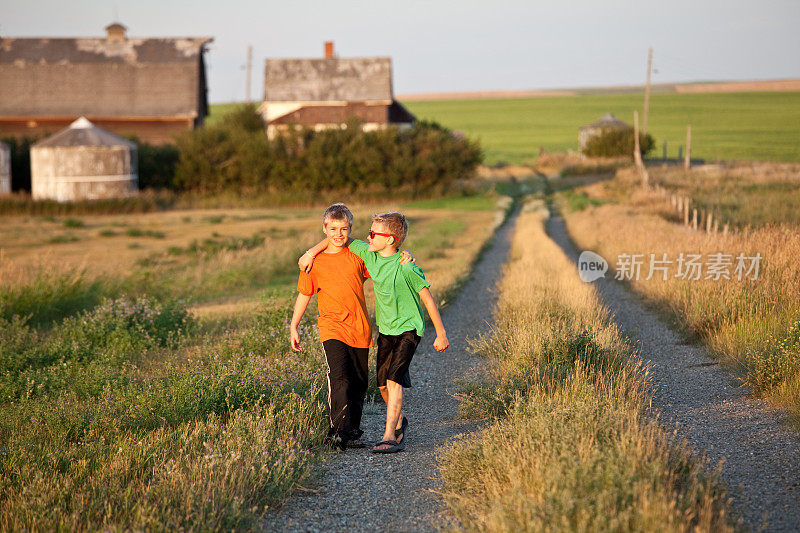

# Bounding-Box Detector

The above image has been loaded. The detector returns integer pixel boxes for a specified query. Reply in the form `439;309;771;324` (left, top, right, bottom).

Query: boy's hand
290;327;302;352
433;334;449;352
400;250;415;264
298;251;314;273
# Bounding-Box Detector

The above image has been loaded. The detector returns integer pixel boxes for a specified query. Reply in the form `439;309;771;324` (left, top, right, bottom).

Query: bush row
173;105;482;195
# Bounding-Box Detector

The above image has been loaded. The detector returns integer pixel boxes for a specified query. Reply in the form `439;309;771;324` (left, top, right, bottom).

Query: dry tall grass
560;171;800;421
439;203;735;532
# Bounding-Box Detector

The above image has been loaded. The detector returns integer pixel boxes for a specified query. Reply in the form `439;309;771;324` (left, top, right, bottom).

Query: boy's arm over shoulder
298;238;328;273
348;238;370;259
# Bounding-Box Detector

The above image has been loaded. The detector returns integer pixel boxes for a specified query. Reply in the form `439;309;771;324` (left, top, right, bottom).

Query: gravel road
263;209;518;532
547;213;800;532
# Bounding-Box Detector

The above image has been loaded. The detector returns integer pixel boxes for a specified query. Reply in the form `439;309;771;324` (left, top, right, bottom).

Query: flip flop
371;439;405;454
394;416;408;443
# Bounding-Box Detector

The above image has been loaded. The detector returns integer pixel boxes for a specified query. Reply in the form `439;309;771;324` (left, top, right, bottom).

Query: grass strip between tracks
438;201;737;532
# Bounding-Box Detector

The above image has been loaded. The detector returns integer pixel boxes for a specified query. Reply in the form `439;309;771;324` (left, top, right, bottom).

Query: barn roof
0;31;212;119
264;57;393;102
34;117;136;148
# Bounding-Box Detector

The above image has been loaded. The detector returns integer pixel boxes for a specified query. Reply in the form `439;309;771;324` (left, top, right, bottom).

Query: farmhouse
30;117;138;202
0;23;212;144
578;113;633;151
259;42;415;138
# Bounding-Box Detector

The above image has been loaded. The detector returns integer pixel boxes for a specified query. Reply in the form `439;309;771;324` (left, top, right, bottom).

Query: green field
403;92;800;165
207;102;249;126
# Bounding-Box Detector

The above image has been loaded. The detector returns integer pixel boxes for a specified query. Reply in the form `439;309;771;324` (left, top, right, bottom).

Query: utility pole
643;46;653;136
684;125;692;169
245;45;253;103
633;110;649;189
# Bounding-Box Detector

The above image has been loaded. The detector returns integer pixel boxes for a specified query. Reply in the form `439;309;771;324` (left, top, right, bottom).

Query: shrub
54;295;193;357
582;128;655;158
63;217;84;228
134;139;180;190
0;296;193;400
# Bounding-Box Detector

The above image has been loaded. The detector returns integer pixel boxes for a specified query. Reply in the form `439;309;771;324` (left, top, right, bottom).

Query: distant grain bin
578;113;633;152
30;117;138;202
0;141;10;194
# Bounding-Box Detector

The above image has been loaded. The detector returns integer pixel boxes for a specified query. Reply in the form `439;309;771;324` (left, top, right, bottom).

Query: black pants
322;339;369;441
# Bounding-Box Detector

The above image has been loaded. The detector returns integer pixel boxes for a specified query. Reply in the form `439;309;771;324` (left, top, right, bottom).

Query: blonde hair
323;203;353;227
372;212;408;247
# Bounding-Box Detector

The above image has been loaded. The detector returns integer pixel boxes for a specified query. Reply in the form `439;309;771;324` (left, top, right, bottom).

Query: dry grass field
439;202;734;531
0;195;503;530
557;167;800;423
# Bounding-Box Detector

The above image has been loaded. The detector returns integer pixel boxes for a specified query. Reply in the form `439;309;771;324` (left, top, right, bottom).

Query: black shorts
376;330;421;389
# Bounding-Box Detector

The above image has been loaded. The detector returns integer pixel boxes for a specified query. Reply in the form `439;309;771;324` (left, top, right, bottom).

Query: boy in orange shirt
290;203;412;450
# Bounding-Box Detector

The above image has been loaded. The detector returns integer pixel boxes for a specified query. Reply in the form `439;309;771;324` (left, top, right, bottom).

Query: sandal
395;416;408;443
371;439;405;454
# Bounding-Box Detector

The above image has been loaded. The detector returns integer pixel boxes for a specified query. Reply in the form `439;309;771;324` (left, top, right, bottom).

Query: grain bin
0;141;10;194
30;117;138;202
578;113;633;152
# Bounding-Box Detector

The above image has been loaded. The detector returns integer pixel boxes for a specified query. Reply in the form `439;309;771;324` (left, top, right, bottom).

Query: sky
2;0;799;103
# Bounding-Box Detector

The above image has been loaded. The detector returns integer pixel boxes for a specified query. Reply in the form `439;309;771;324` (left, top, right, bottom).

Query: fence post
706;211;713;233
684;198;690;226
692;208;698;230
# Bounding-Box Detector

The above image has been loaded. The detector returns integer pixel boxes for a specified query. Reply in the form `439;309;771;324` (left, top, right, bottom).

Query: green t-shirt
348;239;431;336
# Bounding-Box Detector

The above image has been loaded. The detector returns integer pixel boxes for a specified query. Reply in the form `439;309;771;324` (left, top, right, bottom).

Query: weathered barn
30;117;138;202
259;42;415;138
0;141;10;194
578;113;633;151
0;23;212;144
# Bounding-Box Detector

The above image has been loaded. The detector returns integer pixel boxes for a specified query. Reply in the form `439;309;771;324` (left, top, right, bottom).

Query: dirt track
547;212;800;532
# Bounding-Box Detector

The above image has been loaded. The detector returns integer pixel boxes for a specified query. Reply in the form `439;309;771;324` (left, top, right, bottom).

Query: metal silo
30;117;138;202
0;141;10;194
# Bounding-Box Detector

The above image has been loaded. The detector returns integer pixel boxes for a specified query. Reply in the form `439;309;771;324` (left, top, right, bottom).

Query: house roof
0;33;212;118
33;117;136;148
580;113;632;131
264;57;393;102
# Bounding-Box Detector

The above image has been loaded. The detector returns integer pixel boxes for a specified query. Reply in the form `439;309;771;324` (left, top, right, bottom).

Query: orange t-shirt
297;248;373;348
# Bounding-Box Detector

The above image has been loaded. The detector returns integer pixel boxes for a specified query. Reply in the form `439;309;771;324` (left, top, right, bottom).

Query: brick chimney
324;41;334;59
105;22;127;43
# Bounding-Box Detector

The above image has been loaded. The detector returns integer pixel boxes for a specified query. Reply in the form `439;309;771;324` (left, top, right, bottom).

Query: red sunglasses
368;230;396;240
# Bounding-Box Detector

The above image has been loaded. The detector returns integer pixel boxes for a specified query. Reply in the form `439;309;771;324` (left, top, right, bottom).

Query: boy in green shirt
300;211;449;453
